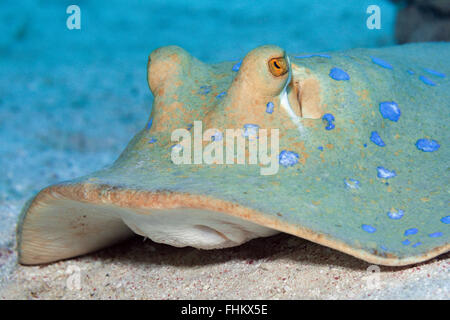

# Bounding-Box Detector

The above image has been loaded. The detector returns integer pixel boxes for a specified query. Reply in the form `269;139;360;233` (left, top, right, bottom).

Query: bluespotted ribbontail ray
17;43;449;266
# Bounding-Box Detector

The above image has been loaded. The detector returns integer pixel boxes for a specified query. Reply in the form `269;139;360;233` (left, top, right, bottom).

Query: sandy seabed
1;234;449;299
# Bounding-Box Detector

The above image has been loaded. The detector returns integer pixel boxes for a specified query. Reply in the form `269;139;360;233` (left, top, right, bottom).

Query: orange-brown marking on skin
356;89;369;101
326;144;334;149
421;198;430;202
217;73;229;79
291;141;306;151
152;101;185;132
319;152;325;163
299;152;309;165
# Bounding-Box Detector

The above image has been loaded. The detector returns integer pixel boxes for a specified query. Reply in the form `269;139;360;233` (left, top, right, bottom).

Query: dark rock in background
390;0;450;43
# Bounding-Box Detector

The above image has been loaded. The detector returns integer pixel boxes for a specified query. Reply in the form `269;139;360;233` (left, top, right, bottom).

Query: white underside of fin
119;208;278;249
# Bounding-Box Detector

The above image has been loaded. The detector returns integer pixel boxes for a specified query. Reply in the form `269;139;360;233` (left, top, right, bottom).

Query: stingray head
145;45;324;142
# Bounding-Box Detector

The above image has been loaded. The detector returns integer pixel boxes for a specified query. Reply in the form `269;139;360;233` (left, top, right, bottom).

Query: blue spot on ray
322;113;335;130
148;138;157;144
441;216;450;224
344;178;360;189
198;85;211;95
232;61;242;72
402;239;411;246
279;150;299;167
329;67;350;81
370;56;393;70
404;228;418;236
387;209;404;220
370;131;386;147
415;139;440;152
171;144;183;152
216;92;227;99
266;102;274;114
412;242;422;248
379;101;401;122
211;130;223;142
407;70;415;75
317;146;324;151
419;75;436;86
429;232;443;238
362;224;376;233
424;68;446;78
146;118;153;130
377;166;397;179
242;124;259;140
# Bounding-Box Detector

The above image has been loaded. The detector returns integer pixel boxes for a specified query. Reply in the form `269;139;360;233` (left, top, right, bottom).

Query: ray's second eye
268;57;288;77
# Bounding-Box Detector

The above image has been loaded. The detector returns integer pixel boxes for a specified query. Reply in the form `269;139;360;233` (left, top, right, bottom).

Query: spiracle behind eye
268;57;288;77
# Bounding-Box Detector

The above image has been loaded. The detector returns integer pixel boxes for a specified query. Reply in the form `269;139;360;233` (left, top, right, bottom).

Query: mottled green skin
53;43;449;262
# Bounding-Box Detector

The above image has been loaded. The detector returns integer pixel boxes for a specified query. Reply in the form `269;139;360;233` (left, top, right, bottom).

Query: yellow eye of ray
268;57;288;77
